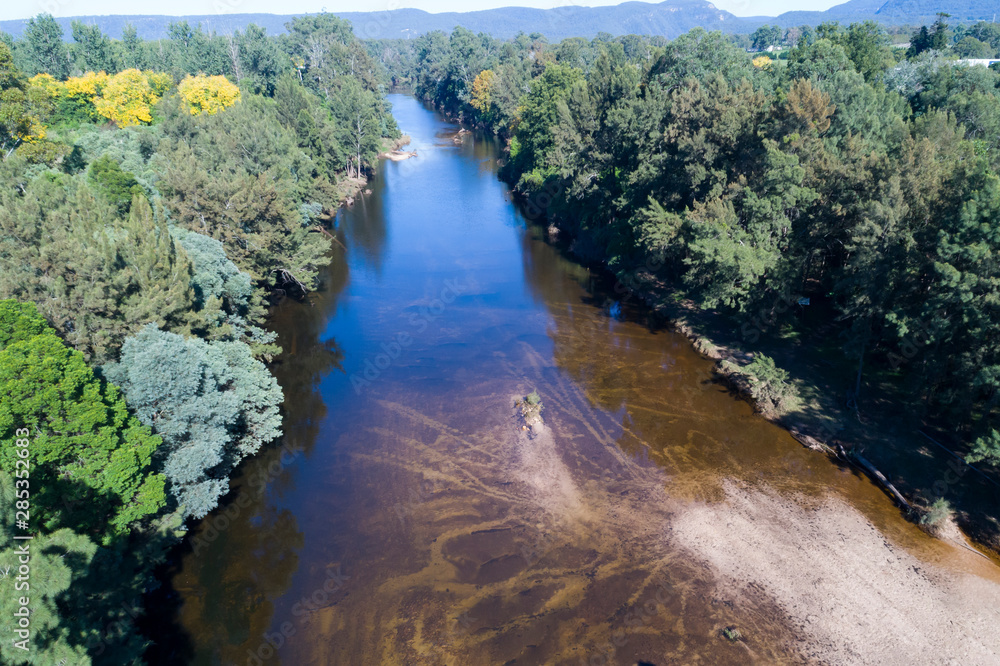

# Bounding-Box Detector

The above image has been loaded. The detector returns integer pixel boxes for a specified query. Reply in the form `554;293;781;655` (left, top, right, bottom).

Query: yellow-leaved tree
28;73;62;99
92;69;168;127
146;71;174;97
64;70;109;98
752;55;773;70
177;74;241;116
60;70;110;120
470;70;496;113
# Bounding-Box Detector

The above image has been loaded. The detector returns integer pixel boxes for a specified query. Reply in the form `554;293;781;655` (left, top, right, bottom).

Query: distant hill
767;0;998;27
0;0;996;42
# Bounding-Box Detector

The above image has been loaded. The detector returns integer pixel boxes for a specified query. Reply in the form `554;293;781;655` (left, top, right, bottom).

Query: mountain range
0;0;995;42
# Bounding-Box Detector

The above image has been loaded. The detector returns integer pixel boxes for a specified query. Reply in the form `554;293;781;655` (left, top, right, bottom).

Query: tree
104;325;282;519
841;21;895;82
22;13;68;79
71;21;116;73
177;73;241;115
170;226;278;358
816;21;843;42
511;62;584;182
159;95;334;293
470;69;497;112
751;25;782;51
92;68;166;127
118;22;146;70
165;21;228;78
88;154;144;214
330;76;382;178
0;179;199;362
966;431;1000;466
0;300;166;544
953;36;992;59
59;70;108;121
0;43;45;160
238;24;283;96
786;38;852;83
908;13;950;58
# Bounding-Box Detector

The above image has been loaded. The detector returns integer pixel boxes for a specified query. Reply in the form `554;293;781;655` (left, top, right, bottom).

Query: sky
0;0;845;22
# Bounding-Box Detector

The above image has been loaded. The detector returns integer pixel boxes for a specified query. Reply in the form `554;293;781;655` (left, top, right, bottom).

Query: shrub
920;497;953;533
740;353;795;414
965;430;1000;467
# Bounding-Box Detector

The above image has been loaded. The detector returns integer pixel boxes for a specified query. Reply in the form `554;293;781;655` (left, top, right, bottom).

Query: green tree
238;24;283;96
908;13;950;58
159;94;334;293
118;22;146;70
0;300;166;544
966;430;1000;466
511;62;583;184
841;21;895;82
954;36;992;59
22;13;68;79
330;76;383;178
88;154;144;215
0;179;198;362
0;42;40;160
751;24;782;51
71;21;116;73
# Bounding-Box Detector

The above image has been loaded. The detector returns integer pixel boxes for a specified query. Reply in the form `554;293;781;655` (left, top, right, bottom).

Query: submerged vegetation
517;390;545;426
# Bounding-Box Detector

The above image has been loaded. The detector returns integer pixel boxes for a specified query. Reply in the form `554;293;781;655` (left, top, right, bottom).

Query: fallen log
852;453;913;513
311;225;347;250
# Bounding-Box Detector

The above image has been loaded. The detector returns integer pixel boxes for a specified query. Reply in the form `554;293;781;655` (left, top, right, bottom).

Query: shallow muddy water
147;95;1000;666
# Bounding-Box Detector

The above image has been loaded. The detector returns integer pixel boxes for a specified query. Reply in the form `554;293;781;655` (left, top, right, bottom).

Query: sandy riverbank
672;480;1000;665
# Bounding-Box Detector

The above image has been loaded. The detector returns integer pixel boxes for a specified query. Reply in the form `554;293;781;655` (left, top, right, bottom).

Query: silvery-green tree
105;325;283;519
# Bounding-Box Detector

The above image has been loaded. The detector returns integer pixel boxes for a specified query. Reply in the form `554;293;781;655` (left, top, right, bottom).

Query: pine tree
22;13;68;79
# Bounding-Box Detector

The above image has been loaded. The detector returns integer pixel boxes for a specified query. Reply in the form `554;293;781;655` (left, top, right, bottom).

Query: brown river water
146;95;1000;666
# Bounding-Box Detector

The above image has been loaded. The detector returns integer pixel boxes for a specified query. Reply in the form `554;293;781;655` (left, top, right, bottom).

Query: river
147;95;1000;665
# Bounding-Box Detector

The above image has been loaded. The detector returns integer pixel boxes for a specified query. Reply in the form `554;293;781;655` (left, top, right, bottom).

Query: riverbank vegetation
0;13;397;663
377;18;1000;544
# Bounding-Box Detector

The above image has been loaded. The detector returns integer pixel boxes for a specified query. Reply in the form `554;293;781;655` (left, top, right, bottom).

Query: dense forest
371;18;1000;474
0;13;397;663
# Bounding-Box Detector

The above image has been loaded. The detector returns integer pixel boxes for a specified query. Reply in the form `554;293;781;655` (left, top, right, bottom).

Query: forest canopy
0;13;398;664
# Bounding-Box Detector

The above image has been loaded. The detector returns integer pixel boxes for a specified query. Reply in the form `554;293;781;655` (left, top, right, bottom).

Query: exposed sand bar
672;481;1000;665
